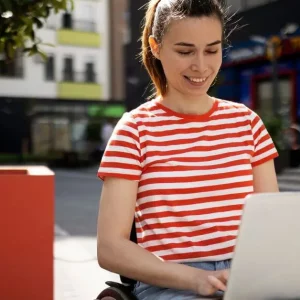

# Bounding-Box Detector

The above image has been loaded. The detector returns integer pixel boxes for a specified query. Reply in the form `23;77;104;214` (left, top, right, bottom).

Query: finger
216;270;230;283
207;275;227;292
223;270;230;282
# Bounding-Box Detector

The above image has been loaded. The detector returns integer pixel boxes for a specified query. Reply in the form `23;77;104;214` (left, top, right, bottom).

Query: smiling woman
149;17;222;104
96;1;279;300
143;0;227;115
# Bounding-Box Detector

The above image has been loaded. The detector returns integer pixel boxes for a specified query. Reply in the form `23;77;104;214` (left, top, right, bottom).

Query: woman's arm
97;177;227;295
252;159;279;193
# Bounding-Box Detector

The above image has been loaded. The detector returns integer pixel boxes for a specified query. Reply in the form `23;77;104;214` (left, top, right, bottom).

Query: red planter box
0;166;54;300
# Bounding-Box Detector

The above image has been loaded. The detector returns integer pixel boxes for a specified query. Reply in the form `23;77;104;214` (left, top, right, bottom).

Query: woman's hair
141;0;231;97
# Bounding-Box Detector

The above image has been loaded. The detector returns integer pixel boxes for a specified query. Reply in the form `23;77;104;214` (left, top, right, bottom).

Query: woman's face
150;16;223;98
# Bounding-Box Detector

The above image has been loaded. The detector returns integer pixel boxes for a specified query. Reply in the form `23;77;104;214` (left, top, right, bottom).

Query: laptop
219;192;300;300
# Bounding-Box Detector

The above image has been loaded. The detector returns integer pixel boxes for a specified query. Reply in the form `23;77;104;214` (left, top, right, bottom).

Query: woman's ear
149;35;160;59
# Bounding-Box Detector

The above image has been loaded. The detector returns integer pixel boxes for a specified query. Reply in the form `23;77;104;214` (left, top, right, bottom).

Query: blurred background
0;0;299;170
0;0;300;299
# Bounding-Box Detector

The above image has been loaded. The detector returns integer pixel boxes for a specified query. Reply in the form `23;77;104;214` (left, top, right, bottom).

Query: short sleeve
249;110;279;167
97;113;142;181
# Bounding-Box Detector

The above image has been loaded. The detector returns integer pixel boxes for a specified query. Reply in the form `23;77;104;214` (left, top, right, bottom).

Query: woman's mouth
184;76;208;86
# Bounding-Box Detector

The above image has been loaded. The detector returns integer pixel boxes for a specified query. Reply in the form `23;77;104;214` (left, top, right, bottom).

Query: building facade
0;0;128;157
125;0;152;111
214;0;300;126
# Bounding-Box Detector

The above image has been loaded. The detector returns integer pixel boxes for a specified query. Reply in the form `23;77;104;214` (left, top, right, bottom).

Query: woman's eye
206;50;218;54
178;51;193;56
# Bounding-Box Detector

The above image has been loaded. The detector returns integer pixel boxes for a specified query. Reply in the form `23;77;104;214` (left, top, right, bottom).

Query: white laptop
218;192;300;300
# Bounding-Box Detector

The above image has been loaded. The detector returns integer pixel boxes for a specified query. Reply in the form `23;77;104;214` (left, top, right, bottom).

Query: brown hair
141;0;230;98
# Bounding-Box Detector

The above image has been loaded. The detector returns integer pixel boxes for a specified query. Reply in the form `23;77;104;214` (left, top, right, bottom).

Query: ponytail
141;0;167;97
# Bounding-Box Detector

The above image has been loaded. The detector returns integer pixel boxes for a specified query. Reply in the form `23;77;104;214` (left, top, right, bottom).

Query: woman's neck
158;90;214;116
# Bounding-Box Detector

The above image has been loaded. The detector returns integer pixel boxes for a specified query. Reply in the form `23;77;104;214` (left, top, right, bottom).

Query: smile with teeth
186;76;207;83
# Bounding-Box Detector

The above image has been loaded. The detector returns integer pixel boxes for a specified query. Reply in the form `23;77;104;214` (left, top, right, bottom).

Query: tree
0;0;73;60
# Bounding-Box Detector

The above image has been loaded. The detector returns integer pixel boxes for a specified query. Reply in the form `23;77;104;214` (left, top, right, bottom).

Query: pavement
54;229;120;300
54;167;120;300
277;166;300;191
53;164;300;300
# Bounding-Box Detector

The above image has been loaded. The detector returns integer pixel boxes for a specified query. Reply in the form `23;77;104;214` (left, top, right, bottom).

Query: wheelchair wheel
96;286;136;300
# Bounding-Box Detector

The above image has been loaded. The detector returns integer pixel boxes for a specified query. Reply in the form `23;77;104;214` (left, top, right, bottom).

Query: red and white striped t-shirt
98;98;278;263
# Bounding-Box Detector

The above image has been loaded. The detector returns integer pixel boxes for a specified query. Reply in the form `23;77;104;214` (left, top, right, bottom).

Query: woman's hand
195;269;229;296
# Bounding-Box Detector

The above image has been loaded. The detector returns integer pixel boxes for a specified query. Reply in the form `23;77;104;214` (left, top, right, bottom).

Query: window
256;77;292;121
63;57;74;81
256;80;274;118
85;62;95;83
62;12;73;29
0;56;22;78
45;55;55;81
0;58;7;76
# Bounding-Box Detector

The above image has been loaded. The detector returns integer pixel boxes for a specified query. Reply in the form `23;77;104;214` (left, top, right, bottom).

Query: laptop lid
224;192;300;300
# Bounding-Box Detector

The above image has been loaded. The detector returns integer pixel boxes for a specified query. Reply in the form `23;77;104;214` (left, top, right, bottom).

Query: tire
97;287;135;300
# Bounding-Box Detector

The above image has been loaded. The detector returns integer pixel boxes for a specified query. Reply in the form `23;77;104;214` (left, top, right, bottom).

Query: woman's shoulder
215;98;255;118
119;99;167;126
127;99;160;118
113;100;160;135
216;98;247;110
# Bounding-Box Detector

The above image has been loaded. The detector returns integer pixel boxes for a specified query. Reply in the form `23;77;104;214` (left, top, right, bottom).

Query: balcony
58;72;102;100
57;20;101;47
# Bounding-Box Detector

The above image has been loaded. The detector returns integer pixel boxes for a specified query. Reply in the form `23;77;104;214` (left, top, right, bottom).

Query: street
277;167;300;191
54;166;120;300
53;165;300;300
55;167;101;237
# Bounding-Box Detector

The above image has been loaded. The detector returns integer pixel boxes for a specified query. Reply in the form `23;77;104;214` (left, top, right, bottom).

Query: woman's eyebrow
207;40;222;46
174;42;195;47
174;40;222;47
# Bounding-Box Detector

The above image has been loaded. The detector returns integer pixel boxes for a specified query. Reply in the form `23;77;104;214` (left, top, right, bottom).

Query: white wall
0;79;56;98
37;28;57;46
74;0;99;21
97;0;110;100
0;55;57;98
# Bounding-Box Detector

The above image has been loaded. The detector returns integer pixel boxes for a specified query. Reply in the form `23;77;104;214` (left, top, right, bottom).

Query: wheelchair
95;222;139;300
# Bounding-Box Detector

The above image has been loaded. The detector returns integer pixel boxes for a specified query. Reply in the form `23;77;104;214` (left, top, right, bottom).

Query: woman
97;0;279;299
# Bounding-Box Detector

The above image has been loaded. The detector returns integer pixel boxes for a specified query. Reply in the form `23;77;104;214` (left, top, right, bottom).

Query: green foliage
262;116;284;151
0;0;73;59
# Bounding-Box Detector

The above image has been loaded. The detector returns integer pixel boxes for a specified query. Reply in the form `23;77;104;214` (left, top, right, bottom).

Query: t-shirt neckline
152;96;219;120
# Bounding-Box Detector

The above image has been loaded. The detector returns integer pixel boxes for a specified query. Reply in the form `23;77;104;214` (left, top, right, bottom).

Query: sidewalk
54;226;120;300
277;167;300;191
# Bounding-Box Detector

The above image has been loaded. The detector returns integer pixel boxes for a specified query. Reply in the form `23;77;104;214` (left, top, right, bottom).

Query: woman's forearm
98;237;207;293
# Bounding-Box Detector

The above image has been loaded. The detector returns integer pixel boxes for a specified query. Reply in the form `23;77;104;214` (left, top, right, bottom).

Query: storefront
0;97;125;161
216;32;300;125
30;100;125;156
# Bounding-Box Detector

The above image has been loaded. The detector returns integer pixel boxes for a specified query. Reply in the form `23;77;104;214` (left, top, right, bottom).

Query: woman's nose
191;54;208;73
